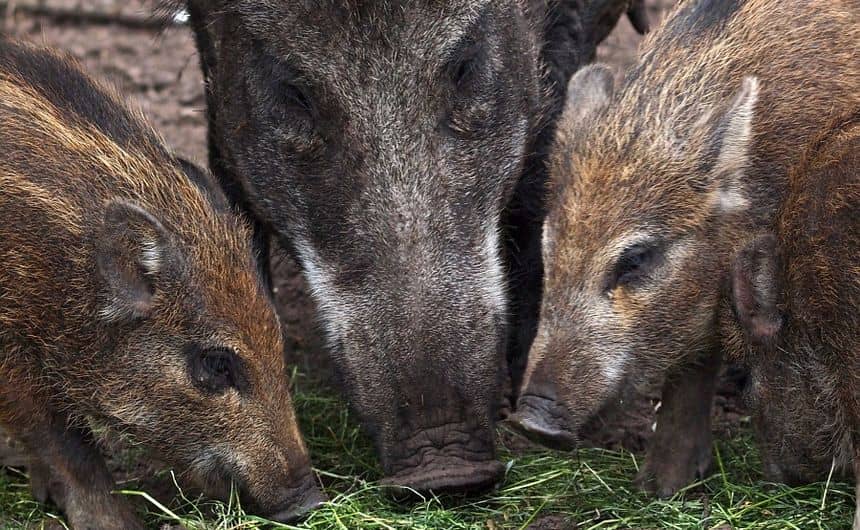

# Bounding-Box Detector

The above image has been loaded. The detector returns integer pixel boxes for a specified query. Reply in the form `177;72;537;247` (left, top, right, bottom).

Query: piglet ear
96;200;176;322
712;77;759;180
731;233;784;342
702;77;759;212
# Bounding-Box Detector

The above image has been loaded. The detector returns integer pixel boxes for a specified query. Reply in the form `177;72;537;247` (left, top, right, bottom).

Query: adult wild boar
172;0;646;492
728;111;860;528
510;0;860;497
0;39;323;529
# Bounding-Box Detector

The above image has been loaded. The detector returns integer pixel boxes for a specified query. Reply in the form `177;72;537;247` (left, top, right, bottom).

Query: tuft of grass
0;466;64;529
0;371;854;529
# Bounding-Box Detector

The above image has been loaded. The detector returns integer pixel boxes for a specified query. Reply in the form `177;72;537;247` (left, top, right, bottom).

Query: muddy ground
1;0;748;514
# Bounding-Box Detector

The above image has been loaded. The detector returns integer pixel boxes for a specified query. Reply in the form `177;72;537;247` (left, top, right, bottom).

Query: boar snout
380;460;505;497
377;421;504;495
509;382;577;451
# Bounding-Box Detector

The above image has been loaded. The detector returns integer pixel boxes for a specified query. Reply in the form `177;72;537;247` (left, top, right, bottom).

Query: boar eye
608;243;662;291
448;40;484;88
268;78;317;137
442;42;494;137
186;345;248;394
279;82;313;116
250;41;318;136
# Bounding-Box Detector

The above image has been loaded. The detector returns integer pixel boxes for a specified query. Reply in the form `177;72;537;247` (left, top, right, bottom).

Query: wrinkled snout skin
329;277;509;492
512;0;860;499
0;39;322;528
181;0;641;491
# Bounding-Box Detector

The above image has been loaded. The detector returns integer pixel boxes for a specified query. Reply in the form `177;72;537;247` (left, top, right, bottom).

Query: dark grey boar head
183;0;546;492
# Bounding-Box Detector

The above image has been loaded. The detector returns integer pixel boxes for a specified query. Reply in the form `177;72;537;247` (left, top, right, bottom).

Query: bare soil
1;0;748;515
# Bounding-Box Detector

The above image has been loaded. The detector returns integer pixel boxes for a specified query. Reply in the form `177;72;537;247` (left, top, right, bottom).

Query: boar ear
182;0;227;18
563;64;615;132
706;77;759;211
178;0;217;11
627;0;650;35
96;200;177;322
731;233;784;342
177;157;230;211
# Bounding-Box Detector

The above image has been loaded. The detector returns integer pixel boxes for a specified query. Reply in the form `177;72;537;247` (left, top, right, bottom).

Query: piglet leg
853;452;859;530
635;347;722;498
8;408;144;530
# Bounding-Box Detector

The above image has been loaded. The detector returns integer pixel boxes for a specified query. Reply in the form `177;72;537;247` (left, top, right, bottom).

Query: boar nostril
379;459;505;498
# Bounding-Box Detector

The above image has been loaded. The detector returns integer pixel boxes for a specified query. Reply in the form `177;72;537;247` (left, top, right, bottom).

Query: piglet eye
186;346;247;394
609;243;661;290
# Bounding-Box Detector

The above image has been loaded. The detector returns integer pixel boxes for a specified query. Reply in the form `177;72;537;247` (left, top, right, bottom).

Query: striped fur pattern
0;38;319;527
724;111;860;525
514;0;860;498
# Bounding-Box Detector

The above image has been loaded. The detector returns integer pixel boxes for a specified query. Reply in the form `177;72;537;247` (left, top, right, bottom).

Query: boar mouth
508;394;578;451
375;420;504;495
379;459;505;497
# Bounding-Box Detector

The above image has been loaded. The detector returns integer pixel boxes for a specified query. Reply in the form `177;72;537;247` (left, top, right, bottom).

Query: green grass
0;372;854;530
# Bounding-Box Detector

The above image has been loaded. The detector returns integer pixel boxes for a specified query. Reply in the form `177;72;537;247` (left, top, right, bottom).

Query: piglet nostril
508;392;578;451
507;413;577;451
516;380;559;404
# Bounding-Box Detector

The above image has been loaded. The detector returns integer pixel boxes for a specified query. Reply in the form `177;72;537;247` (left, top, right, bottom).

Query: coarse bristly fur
511;0;860;500
724;110;860;527
157;0;645;493
0;38;322;529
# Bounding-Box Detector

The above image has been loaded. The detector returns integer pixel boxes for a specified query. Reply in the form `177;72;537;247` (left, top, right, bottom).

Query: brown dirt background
0;0;746;492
